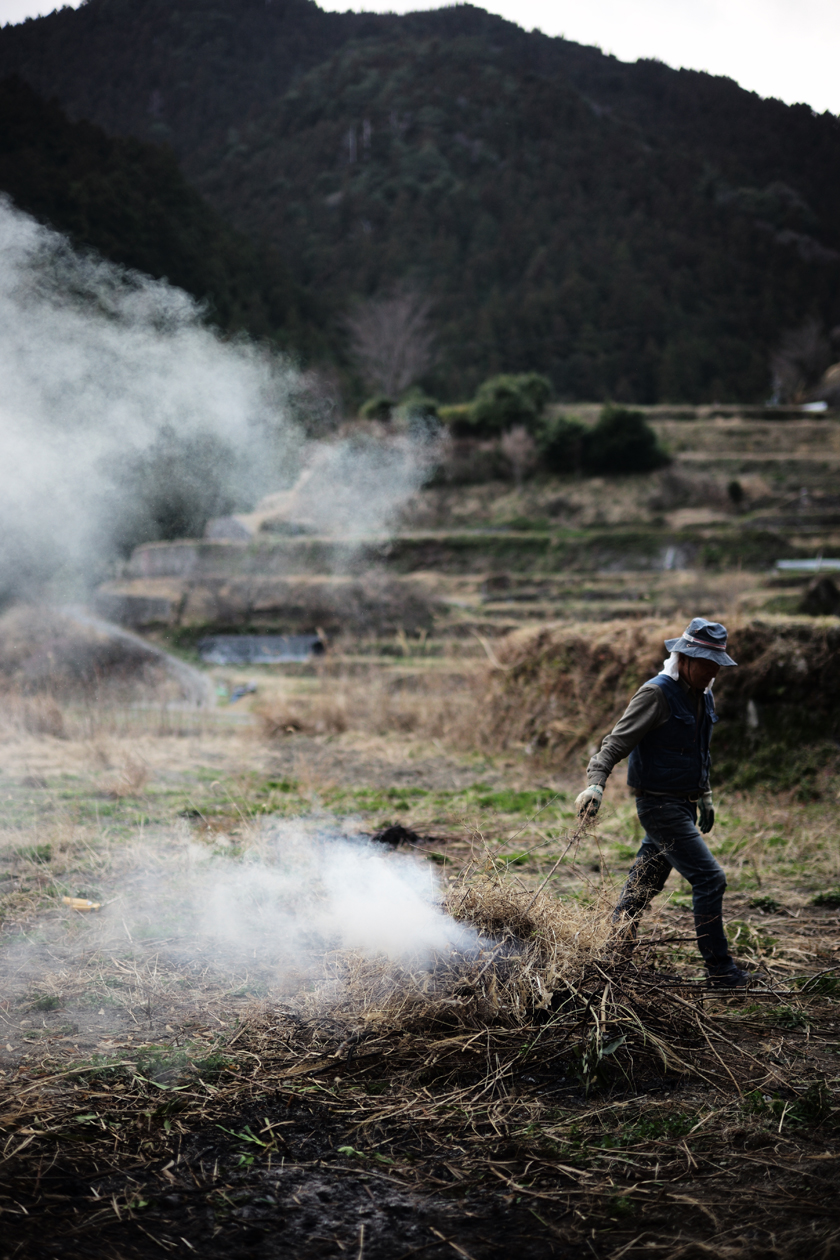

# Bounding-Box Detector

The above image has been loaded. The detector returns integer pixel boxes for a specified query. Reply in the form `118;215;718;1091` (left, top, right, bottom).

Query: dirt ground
2;663;840;1260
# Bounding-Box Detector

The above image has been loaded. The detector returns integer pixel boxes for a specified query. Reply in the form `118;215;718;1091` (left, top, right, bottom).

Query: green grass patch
15;843;52;863
768;1005;809;1030
795;974;840;996
744;1083;834;1128
28;993;61;1011
595;1111;700;1148
473;788;563;813
812;889;840;908
714;724;838;798
749;895;780;913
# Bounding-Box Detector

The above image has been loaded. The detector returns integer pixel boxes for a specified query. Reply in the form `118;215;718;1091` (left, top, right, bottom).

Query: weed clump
811;889;840;908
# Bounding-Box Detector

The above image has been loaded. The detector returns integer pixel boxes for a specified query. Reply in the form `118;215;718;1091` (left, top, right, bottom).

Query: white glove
574;784;603;819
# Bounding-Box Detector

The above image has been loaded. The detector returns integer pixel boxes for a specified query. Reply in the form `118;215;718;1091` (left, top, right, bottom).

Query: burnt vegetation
4;865;840;1259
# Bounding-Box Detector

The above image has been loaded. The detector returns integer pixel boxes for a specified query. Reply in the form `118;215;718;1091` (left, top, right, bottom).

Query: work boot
706;959;750;989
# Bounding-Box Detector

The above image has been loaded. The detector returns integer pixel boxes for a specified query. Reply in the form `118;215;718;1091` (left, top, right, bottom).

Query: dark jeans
614;795;730;966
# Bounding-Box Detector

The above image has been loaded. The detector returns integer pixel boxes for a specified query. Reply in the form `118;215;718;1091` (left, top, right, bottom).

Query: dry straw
477;615;840;766
2;816;838;1256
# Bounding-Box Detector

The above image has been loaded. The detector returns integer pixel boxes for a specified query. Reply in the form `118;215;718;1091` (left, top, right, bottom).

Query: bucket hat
664;618;737;667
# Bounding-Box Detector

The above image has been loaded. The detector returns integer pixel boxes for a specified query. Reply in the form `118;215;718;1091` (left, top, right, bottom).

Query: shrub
396;389;439;421
538;414;586;474
513;372;553;414
582;405;670;475
111;425;238;551
359;395;395;421
437;402;473;434
469;373;552;437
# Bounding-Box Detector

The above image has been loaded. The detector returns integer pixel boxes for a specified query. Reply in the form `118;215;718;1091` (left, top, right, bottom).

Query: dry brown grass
257;658;482;743
4;830;839;1258
99;753;150;799
0;603;173;701
479;615;840;770
1;692;68;739
478;617;680;762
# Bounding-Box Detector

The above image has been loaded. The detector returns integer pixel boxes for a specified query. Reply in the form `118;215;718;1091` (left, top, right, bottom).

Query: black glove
698;790;715;834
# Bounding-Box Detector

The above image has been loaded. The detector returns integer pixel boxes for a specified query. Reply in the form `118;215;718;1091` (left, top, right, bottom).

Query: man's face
677;652;720;691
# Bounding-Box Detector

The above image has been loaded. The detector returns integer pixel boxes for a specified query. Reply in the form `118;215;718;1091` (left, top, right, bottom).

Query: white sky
1;0;838;116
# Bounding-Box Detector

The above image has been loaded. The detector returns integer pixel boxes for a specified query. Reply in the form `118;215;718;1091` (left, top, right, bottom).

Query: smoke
0;820;483;1048
77;819;480;999
173;820;477;969
284;429;439;537
0;198;436;602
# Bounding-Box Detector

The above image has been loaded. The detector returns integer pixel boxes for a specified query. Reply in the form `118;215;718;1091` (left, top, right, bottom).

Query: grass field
2;650;840;1259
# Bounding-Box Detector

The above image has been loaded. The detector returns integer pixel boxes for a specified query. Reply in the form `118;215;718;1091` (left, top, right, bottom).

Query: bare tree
501;425;538;486
771;318;831;402
346;287;436;398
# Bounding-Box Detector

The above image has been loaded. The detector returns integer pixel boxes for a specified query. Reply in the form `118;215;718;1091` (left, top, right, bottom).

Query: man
574;618;748;988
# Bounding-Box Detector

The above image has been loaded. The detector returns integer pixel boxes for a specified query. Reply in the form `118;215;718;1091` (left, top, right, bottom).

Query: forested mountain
0;75;324;353
1;0;839;401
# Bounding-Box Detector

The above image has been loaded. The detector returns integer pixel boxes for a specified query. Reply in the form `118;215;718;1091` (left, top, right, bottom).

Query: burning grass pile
0;603;213;741
481;616;840;795
0;603;182;706
306;849;617;1035
3;852;840;1258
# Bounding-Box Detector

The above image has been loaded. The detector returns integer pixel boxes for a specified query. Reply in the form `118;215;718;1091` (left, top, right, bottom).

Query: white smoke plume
162;820;477;969
13;820;481;999
0;821;482;1046
0;197;436;600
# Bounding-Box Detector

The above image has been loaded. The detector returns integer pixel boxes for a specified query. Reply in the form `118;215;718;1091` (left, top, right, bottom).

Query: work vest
626;674;717;795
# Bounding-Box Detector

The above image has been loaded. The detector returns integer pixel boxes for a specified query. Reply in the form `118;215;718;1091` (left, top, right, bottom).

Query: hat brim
665;637;737;667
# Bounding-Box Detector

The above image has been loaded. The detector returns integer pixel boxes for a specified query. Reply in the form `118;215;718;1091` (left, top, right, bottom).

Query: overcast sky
1;0;837;116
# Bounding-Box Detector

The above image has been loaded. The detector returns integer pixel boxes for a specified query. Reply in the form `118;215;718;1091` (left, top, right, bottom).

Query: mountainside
1;0;839;401
0;74;324;353
197;34;840;402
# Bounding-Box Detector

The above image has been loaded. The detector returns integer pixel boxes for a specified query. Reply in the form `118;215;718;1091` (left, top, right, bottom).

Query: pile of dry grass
304;854;616;1035
0;603;174;703
480;617;840;782
480;618;679;762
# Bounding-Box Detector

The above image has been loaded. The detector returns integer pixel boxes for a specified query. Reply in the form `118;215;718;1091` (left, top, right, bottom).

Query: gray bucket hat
665;618;737;667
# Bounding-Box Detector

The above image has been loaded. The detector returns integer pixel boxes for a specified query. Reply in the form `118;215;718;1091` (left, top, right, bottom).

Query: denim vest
626;674;717;794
